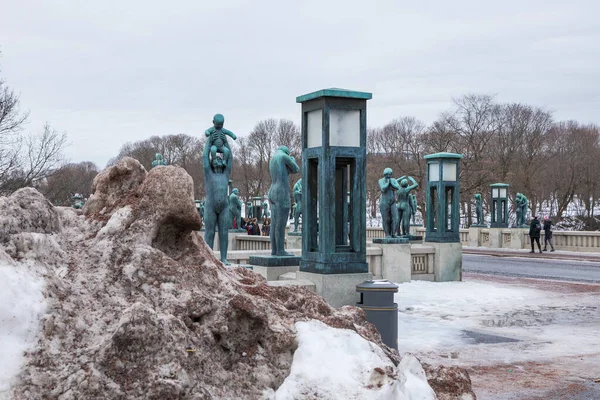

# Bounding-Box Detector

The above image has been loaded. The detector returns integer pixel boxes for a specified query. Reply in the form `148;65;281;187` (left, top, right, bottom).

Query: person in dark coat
529;215;542;253
543;216;555;252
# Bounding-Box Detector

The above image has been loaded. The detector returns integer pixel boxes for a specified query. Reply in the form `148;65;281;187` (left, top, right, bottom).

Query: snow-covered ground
270;320;435;400
0;257;46;399
395;277;600;399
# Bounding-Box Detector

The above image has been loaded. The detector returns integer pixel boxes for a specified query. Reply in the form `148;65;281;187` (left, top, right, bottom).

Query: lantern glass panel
442;162;457;181
329;109;360;147
492;188;499;198
428;162;440;182
307;109;323;148
500;188;507;198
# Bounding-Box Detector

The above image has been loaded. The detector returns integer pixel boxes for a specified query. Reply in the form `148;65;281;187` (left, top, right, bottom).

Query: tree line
2;53;598;225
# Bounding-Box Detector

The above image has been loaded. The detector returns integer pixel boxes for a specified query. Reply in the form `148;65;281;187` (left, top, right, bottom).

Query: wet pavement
463;254;600;283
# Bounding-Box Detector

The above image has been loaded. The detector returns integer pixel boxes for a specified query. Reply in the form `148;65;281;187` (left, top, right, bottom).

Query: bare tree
40;161;99;206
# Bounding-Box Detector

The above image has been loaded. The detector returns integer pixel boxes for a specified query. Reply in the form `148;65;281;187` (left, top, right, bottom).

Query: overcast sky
1;0;599;167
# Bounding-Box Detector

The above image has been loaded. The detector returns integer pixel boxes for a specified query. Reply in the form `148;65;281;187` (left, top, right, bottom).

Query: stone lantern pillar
295;88;373;307
424;152;463;282
490;183;509;228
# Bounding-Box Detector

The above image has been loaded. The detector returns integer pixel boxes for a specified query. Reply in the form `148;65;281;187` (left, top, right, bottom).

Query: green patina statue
262;201;270;221
72;193;85;209
409;193;419;225
396;176;418;237
205;114;237;165
515;192;529;227
292;178;302;233
152;153;167;168
229;188;243;229
246;201;253;219
379;168;401;238
474;193;483;226
202;135;233;265
268;146;300;256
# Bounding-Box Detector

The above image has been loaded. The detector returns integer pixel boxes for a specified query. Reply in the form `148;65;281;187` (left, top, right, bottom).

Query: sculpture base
373;237;409;244
288;231;302;236
410;224;423;227
248;255;301;267
229;228;247;232
296;271;373;307
470;224;487;228
408;235;423;241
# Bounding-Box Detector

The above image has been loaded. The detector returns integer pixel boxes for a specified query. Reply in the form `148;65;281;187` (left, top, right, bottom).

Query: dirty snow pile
0;157;471;399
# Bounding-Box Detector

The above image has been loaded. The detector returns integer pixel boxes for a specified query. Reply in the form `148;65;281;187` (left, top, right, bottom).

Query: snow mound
273;320;435;400
0;253;46;397
0;158;470;399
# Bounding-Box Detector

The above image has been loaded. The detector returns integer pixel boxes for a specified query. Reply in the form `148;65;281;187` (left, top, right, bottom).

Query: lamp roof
424;152;463;160
296;88;373;103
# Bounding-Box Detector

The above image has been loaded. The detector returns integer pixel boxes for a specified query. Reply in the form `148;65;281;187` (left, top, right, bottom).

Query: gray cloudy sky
1;0;599;167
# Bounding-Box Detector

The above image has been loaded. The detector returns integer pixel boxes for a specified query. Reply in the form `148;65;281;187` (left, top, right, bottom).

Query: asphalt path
463;254;600;283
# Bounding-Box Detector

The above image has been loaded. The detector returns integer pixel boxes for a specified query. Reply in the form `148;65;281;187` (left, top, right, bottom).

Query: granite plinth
288;232;302;236
296;271;373;307
248;255;301;267
373;237;409;244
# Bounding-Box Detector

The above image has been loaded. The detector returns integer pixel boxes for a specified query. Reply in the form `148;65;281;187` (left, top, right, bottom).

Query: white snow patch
0;255;46;396
273;320;435;400
96;206;134;238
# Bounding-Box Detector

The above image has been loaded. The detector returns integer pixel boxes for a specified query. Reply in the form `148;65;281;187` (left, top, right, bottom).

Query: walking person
543;216;555;252
529;215;543;254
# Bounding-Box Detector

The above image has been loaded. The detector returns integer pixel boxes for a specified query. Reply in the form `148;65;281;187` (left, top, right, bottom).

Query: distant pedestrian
529;215;542;254
543;216;555;252
262;218;271;236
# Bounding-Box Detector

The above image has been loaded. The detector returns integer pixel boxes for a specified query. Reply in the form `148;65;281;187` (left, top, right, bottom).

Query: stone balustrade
525;230;600;252
235;235;272;251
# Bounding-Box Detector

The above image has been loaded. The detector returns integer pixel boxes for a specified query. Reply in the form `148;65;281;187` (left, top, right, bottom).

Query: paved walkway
463;246;600;262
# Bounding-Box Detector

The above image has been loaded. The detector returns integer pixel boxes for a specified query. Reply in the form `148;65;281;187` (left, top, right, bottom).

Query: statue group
202;113;300;262
472;193;484;226
268;146;300;256
378;168;419;238
292;178;302;233
203;114;235;265
152;153;167;168
515;192;529;227
229;188;243;230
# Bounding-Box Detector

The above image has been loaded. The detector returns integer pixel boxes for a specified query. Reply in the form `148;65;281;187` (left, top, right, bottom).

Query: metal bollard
356;280;399;350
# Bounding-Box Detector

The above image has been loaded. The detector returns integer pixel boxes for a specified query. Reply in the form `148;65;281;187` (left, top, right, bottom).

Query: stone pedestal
372;243;411;283
409;225;423;237
468;226;483;247
212;232;242;253
248;255;301;281
430;242;462;282
296;271;373;308
508;228;528;249
373;237;409;244
286;233;302;250
488;228;503;248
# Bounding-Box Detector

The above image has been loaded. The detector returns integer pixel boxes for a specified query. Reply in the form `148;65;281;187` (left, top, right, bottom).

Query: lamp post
424;152;463;243
490;183;509;228
252;197;262;221
424;152;463;282
296;88;372;307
